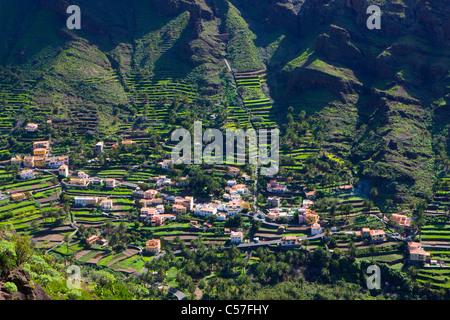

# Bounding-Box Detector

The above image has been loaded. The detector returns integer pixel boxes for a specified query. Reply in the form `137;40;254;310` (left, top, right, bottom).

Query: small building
151;215;165;227
370;229;386;242
228;167;240;177
25;123;38;132
74;196;99;207
302;199;314;209
46;156;69;169
408;242;430;263
311;223;322;236
77;171;89;179
280;235;301;247
362;228;371;238
174;196;194;212
100;199;113;211
105;178;118;189
10;156;22;166
230;231;243;244
140;207;157;220
19;169;35;180
145;239;161;255
68;178;90;188
33;156;46;168
217;213;227;221
33;148;48;157
33;140;51;150
227;180;237;187
304;190;317;200
95;141;105;154
122;139;135;146
172;204;187;215
58;164;69;178
144;189;159;200
241;174;251;182
390;214;413;228
86;235;108;246
194;204;217;217
160;159;174;171
226;199;243;216
267;196;280;208
11;192;26;201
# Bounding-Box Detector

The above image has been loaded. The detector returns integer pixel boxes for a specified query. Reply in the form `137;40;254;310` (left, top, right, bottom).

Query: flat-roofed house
58;164;69;177
144;189;159;200
390;214;413;228
267;196;280;208
370;229;386;242
194;204;217;217
226;199;243;216
11;192;26;201
408;242;430;262
105;178;118;189
24;156;36;168
100;199;113;211
74;196;99;207
228;167;240;177
10;156;22;166
172;204;187;214
68;178;90;188
33;148;48;157
33;140;50;150
311;223;322;235
34;156;47;168
19;169;35;180
145;239;161;254
280;235;301;247
230;231;243;244
25;123;38;132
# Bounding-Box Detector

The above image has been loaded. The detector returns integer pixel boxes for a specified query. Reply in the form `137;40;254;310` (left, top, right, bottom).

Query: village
0;129;445;282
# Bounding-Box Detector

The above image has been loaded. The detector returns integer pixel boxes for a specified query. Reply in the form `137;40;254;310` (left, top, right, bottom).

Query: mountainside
0;0;449;204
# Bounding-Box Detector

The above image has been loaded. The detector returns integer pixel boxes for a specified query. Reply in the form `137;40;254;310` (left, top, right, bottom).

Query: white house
77;171;89;179
58;164;69;177
230;231;243;244
194;204;217;217
100;199;113;211
217;213;227;221
160;159;174;171
226;199;243;216
227;180;236;187
25;123;38;132
95;141;105;154
19;169;35;180
311;223;322;235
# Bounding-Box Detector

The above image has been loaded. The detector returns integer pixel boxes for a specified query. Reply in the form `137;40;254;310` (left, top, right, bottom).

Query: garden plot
421;223;450;245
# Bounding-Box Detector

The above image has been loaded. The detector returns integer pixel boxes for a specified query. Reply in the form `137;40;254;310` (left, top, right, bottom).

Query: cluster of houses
11;140;70;180
266;180;287;193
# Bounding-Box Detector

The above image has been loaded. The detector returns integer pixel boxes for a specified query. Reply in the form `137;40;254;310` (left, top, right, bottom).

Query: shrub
3;282;18;293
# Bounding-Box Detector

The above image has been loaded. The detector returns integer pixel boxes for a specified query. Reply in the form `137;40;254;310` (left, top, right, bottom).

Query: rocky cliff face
0;268;51;300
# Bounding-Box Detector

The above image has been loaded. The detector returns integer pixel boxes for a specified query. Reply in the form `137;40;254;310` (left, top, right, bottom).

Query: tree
13;234;33;266
369;244;376;263
370;187;378;201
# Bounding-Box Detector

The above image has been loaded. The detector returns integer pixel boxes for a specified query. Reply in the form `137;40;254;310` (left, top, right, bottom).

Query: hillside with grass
0;0;449;206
